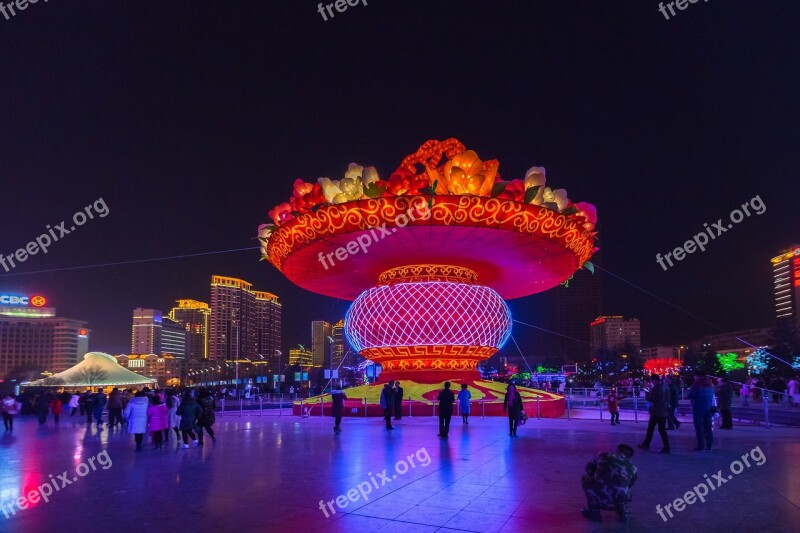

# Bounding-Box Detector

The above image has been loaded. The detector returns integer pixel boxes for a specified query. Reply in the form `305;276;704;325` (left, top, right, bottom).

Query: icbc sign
0;294;47;306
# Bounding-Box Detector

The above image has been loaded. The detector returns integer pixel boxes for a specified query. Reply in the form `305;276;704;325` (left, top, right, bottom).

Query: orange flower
428;150;498;196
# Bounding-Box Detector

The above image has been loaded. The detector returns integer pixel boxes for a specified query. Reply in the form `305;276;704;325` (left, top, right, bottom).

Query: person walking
637;375;670;454
107;388;124;427
716;377;734;429
92;388;107;429
503;383;523;437
166;390;181;442
49;394;63;425
607;388;620;425
437;382;455;438
147;394;169;450
741;378;751;407
788;375;799;407
688;371;715;451
196;388;217;446
379;382;395;430
123;391;150;451
176;391;203;449
81;390;95;424
34;391;52;425
667;377;681;430
394;381;404;421
457;383;471;424
2;394;21;431
68;392;80;417
331;387;347;433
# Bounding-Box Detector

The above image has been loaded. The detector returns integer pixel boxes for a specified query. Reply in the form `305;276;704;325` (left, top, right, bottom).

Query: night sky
0;2;797;357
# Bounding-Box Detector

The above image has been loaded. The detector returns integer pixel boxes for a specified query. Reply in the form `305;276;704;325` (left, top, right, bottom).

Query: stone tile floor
0;411;797;532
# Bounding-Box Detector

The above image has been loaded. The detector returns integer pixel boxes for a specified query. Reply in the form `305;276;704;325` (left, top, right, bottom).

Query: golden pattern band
379;358;481;372
378;265;479;285
266;195;595;271
361;345;497;363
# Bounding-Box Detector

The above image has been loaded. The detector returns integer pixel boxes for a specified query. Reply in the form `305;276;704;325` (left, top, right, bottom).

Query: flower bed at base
293;380;565;418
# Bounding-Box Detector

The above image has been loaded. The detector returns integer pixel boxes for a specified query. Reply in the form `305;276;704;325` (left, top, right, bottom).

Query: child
147;395;169;450
457;384;471;424
607;388;620;425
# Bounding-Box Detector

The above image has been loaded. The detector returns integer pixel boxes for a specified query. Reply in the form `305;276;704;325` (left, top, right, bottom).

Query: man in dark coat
92;387;107;428
667;377;681;430
107;388;124;427
331;388;347;433
637;374;670;453
437;382;455;438
379;381;395;430
716;377;734;429
394;381;404;420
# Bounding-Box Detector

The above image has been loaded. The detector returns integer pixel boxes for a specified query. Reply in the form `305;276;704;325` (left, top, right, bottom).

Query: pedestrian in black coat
331;388;347;433
437;382;455;438
394;382;404;420
503;384;523;436
638;374;670;453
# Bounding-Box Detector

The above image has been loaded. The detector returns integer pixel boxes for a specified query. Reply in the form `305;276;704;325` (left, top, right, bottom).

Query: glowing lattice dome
345;280;511;351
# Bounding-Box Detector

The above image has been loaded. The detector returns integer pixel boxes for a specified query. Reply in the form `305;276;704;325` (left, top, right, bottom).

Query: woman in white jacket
123;391;150;451
166;390;181;443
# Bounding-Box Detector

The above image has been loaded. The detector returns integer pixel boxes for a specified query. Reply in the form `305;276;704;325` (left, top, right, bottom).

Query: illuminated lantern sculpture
259;139;598;416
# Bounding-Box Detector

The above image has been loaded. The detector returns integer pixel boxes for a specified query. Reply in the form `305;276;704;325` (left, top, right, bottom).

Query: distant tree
75;365;109;387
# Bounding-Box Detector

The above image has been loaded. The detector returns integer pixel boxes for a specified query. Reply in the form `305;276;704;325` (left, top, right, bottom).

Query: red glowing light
30;295;47;307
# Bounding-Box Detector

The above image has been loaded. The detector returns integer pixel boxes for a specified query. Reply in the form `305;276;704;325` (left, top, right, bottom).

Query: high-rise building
289;347;313;366
161;317;186;358
131;308;162;354
209;276;281;363
772;246;800;324
311;320;332;368
254;291;281;364
332;319;345;368
169;299;210;360
0;293;89;375
131;308;186;357
589;316;641;355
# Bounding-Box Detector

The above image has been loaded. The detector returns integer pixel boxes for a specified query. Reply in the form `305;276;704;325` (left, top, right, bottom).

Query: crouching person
580;443;637;522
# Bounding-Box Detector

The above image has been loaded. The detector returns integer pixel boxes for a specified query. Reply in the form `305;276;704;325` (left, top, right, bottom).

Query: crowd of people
0;387;220;451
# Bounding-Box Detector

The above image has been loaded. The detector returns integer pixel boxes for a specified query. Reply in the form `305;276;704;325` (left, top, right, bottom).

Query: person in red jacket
50;395;63;424
607;388;620;426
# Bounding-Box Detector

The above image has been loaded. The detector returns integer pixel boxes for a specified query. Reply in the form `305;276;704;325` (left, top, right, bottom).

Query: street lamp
327;335;335;391
275;350;282;393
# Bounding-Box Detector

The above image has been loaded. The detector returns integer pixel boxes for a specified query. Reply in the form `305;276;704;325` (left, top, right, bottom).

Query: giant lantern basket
259;139;598;417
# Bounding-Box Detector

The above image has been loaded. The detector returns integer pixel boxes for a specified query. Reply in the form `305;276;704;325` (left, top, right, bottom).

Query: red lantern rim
265;195;595;300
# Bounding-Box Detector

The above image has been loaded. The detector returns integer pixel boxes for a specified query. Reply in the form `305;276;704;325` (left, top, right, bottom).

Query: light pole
327;335;336;390
275;350;282;393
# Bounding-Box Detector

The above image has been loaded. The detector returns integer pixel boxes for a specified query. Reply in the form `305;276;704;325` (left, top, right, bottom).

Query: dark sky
0;1;797;357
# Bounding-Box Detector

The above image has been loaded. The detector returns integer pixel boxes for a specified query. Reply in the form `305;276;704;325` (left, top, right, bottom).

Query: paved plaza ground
0;410;797;533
